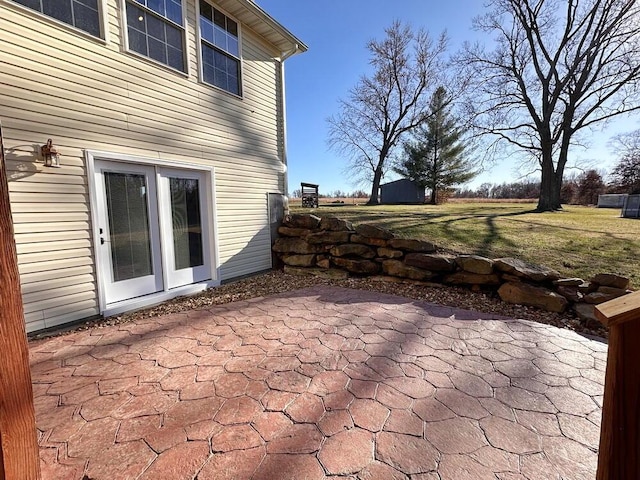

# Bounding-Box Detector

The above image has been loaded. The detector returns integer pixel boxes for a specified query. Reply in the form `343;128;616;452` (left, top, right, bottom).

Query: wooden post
595;290;640;480
0;123;41;479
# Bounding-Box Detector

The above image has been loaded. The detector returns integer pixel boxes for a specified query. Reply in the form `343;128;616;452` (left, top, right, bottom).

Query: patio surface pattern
30;286;606;480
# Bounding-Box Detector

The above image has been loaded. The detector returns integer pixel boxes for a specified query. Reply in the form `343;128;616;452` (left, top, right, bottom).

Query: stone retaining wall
273;214;633;325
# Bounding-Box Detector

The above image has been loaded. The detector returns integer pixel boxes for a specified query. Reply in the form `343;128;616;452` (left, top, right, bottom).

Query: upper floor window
199;1;241;96
12;0;101;37
125;0;185;72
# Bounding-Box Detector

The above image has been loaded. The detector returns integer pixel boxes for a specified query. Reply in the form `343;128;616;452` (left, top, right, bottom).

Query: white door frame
86;150;220;317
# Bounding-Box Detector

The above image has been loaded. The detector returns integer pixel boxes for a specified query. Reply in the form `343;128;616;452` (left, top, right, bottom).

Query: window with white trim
12;0;102;37
125;0;186;72
199;1;241;96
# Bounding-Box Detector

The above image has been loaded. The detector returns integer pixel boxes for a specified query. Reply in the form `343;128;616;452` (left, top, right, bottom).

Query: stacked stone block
272;214;632;321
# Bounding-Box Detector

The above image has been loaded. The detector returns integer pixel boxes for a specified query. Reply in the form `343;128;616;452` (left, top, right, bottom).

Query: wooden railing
595;289;640;480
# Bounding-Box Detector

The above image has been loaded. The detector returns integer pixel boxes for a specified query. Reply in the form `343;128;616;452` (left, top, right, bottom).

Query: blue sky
257;0;638;196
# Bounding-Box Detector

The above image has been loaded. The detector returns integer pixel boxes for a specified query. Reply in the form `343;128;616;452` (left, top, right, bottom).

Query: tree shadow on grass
428;209;538;257
330;207;540;254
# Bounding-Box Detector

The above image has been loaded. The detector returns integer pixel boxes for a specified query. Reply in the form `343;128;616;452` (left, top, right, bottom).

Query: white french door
95;161;162;304
159;168;212;289
94;160;212;306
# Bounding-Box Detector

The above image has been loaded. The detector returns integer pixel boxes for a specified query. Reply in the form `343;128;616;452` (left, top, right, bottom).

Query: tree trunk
0;123;41;479
537;151;562;211
367;166;383;205
430;153;438;205
554;169;565;207
554;132;570;209
430;188;437;205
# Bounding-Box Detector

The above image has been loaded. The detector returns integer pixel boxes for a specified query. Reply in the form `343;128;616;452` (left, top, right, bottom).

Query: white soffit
215;0;308;55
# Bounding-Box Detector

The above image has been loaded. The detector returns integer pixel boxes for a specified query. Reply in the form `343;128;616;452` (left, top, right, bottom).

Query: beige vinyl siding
0;0;288;332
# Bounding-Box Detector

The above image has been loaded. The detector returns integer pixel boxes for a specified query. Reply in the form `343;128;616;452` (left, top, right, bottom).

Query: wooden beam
596;291;640;480
595;289;640;327
0;122;41;480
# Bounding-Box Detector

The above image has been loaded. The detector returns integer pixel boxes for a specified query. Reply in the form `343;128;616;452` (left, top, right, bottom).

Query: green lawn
291;202;640;288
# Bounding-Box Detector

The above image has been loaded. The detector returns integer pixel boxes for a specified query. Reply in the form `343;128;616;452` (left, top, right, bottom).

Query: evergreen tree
394;87;476;204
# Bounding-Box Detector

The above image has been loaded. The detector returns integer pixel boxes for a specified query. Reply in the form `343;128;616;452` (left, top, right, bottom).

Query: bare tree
349;189;369;199
328;22;448;204
459;0;640;211
610;129;640;193
576;169;607;204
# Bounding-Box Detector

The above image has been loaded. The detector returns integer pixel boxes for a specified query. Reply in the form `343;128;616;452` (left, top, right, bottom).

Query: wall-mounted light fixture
41;139;61;168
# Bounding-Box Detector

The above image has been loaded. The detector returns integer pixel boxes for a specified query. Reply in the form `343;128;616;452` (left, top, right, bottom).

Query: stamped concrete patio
31;286;606;480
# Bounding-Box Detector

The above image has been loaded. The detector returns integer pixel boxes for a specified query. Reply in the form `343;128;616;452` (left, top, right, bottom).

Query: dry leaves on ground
31;270;607;341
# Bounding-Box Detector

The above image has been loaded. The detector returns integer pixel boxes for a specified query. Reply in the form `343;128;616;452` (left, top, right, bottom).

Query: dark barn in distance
380;179;425;204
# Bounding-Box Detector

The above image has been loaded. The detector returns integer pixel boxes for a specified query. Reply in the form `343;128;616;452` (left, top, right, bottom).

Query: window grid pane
126;0;185;72
43;1;73;25
73;2;101;37
133;0;182;24
202;43;240;95
13;0;101;37
199;1;241;94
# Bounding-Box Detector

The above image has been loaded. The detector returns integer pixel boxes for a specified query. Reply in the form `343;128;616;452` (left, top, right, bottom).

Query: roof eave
233;0;308;56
